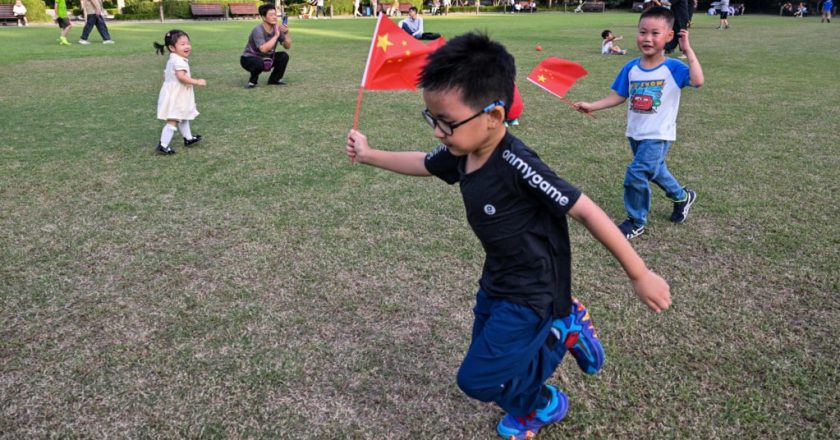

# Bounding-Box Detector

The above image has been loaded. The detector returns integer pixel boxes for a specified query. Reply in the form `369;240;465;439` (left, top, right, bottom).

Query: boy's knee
456;367;499;403
624;165;653;186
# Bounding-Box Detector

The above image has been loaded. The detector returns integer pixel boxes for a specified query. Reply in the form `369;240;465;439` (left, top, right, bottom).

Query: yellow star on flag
377;34;394;53
538;74;546;82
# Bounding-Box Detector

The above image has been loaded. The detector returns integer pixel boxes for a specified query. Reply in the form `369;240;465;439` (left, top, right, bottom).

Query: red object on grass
508;83;524;121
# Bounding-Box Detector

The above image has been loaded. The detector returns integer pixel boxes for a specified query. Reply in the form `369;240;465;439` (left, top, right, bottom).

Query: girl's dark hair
420;32;515;114
153;29;190;55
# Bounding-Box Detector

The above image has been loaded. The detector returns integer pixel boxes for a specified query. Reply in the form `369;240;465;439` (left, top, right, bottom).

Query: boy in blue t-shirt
575;6;705;239
346;32;672;439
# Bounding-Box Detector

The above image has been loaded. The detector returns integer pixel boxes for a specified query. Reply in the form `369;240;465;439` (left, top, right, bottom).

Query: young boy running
54;0;72;45
346;32;672;439
575;6;704;239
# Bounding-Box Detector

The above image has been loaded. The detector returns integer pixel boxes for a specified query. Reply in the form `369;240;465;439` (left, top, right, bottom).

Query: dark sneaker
156;144;176;155
184;135;202;147
267;79;287;85
551;298;605;375
245;82;256;89
670;188;697;223
617;219;645;239
496;385;568;440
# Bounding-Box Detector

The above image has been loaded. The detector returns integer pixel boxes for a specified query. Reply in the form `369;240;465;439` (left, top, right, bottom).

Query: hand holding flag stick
526;57;594;119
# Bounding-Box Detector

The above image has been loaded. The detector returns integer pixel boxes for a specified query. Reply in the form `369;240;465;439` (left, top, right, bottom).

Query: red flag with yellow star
360;13;445;90
526;57;588;99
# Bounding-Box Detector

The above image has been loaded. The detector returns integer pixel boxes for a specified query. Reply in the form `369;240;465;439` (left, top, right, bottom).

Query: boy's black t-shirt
425;132;582;318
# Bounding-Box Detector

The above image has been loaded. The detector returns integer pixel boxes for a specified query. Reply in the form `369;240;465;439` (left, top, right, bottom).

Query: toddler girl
153;30;206;155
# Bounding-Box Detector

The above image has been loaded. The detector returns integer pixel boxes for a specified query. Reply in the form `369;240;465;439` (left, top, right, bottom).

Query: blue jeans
80;14;111;41
456;289;565;417
624;138;686;227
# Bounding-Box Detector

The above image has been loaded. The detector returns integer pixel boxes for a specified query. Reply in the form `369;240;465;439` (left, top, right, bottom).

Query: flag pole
560;96;595;120
353;86;364;130
350;13;385;164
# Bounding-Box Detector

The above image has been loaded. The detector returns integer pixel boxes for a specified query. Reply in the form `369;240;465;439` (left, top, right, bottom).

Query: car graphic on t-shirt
629;79;664;113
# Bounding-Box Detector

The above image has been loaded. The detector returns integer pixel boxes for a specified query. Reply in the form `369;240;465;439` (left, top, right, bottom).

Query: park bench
581;1;605;12
379;2;413;15
517;1;536;12
190;3;225;19
0;4;18;25
228;2;258;18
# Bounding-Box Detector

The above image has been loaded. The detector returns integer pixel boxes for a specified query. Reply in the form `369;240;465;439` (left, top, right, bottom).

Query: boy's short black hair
409;6;418;12
639;5;674;26
259;3;276;17
420;32;515;114
601;29;611;39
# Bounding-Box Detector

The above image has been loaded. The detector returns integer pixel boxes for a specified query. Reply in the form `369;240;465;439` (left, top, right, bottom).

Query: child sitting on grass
601;30;628;55
346;32;671;440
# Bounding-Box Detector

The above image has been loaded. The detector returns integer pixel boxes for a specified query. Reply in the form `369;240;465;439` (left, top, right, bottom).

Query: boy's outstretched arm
574;91;626;115
678;29;704;87
346;129;431;176
568;195;672;312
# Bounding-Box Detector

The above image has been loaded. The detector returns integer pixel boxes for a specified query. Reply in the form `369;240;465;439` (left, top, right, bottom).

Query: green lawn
1;12;838;439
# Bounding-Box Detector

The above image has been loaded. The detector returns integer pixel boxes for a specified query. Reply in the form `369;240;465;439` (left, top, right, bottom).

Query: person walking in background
353;0;362;16
153;30;206;155
821;0;833;22
79;0;114;44
717;0;730;28
54;0;72;45
315;0;325;18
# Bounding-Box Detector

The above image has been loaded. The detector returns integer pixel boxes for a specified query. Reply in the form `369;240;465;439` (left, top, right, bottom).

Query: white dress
157;53;198;121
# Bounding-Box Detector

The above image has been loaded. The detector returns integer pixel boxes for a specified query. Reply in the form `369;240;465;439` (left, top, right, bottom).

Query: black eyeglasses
421;100;505;136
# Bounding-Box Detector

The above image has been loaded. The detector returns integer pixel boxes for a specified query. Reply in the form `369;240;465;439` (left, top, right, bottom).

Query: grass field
1;11;838;439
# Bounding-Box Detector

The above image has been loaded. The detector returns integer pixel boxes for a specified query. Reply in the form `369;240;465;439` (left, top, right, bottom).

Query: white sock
160;124;177;147
178;120;193;140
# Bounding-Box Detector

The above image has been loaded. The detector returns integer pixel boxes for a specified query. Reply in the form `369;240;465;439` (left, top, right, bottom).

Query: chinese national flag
360;13;445;90
526;57;588;98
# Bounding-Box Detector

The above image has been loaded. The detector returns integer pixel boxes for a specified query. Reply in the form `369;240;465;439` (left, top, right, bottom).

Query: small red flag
360;13;445;90
526;57;588;98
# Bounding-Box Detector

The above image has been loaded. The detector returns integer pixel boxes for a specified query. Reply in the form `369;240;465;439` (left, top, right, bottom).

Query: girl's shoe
184;135;202;147
496;385;568;440
551;298;605;375
156;144;176;155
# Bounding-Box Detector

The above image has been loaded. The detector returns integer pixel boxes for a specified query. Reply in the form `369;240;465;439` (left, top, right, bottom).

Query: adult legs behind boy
664;0;689;54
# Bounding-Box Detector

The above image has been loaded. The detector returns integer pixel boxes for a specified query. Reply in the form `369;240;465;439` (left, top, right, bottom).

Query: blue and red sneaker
551;297;605;375
496;385;568;440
